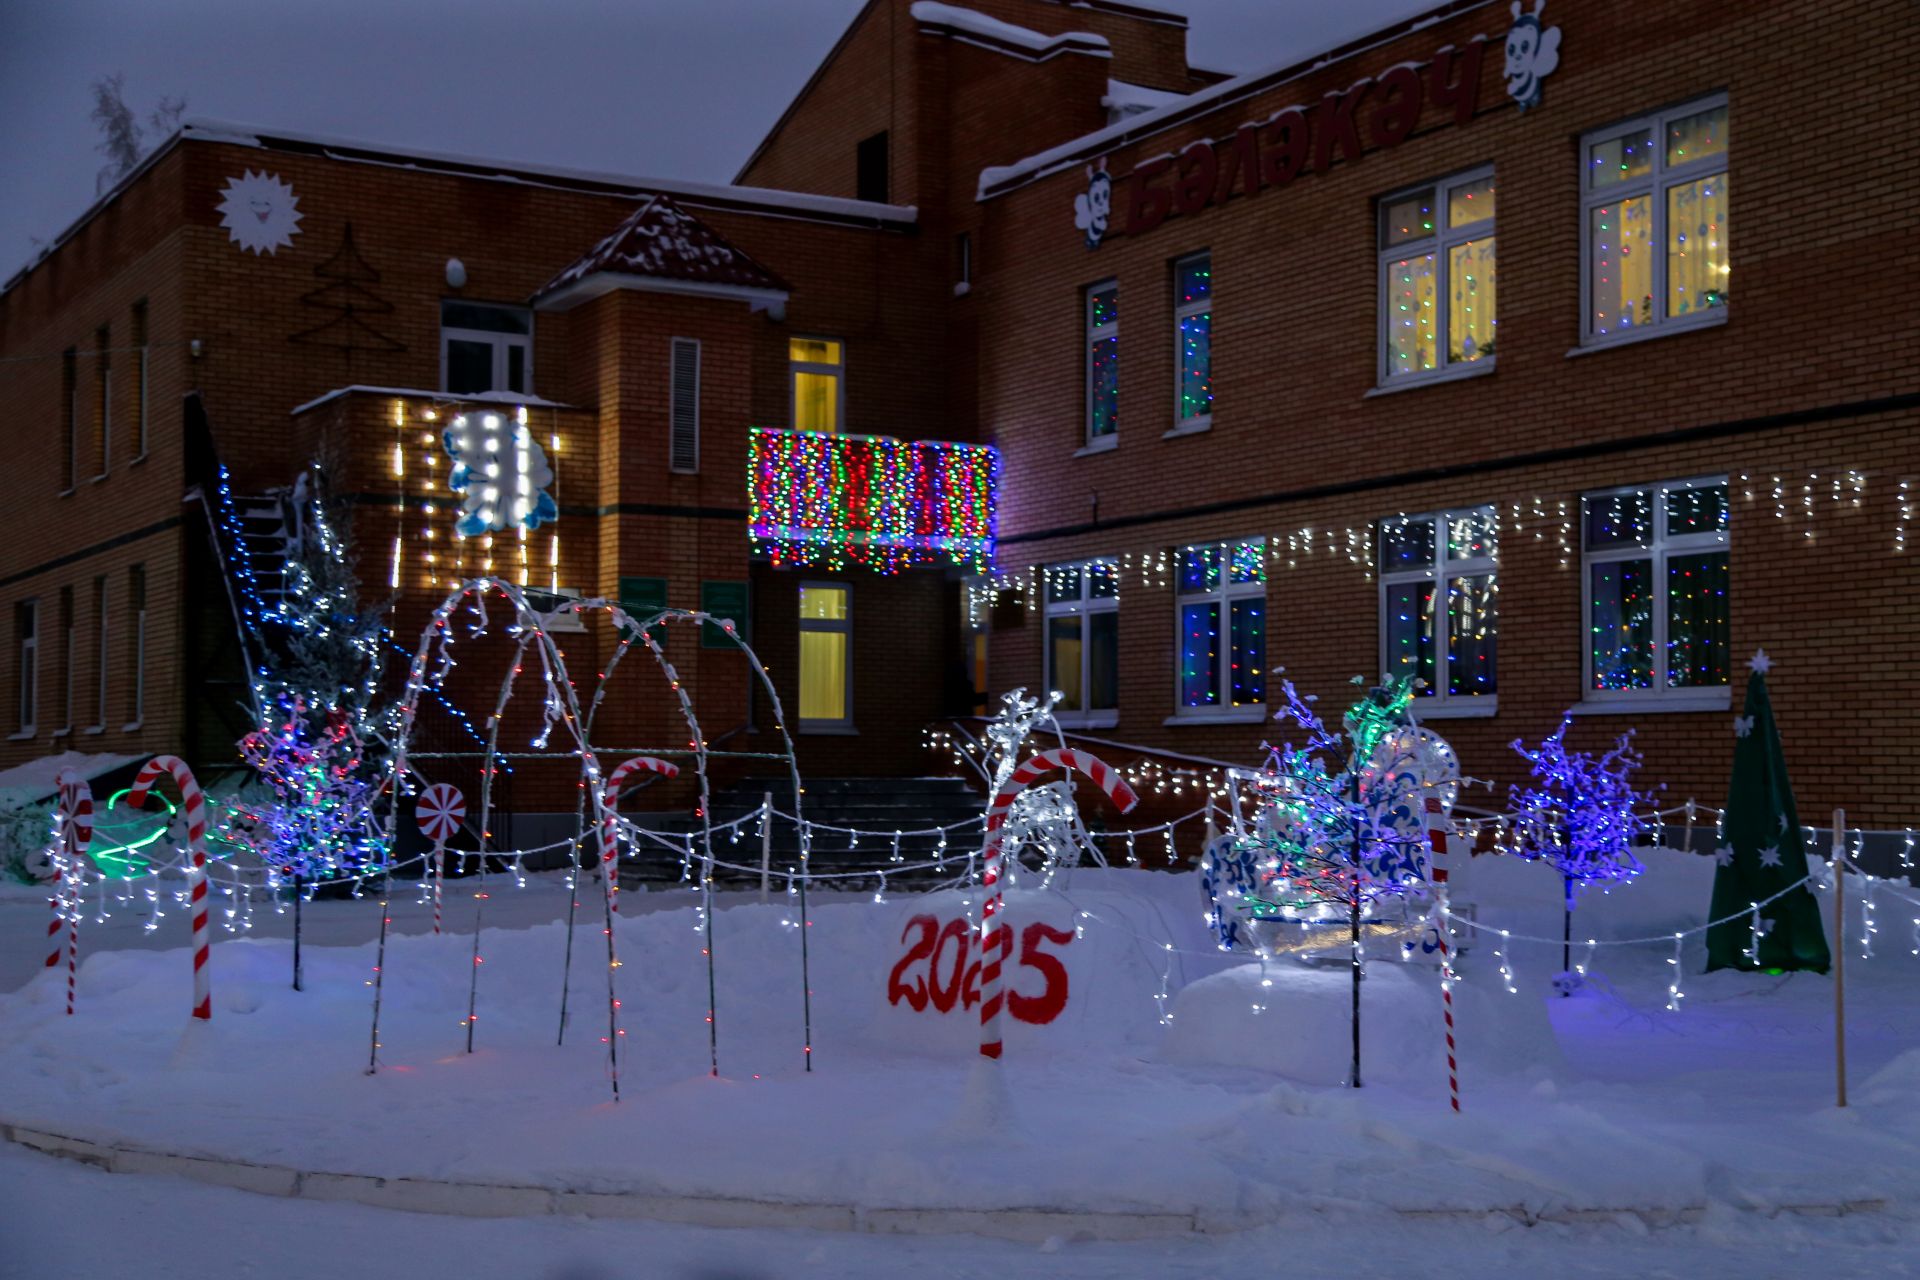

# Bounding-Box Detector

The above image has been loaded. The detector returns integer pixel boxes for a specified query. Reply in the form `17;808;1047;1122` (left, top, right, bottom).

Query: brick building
1;0;1914;837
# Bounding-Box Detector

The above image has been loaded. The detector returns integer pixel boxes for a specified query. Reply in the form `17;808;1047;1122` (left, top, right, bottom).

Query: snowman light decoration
1074;166;1113;250
1503;0;1562;113
443;409;558;537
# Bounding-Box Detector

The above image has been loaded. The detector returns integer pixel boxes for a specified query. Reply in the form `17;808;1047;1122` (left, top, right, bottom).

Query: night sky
1;0;1432;278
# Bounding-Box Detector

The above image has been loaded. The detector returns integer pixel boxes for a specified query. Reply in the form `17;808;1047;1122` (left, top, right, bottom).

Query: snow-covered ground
6;853;1920;1276
8;1138;1920;1280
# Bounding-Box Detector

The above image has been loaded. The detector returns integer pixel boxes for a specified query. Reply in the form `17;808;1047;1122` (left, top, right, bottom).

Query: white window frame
1083;280;1119;449
1579;474;1731;711
125;565;145;732
88;576;108;734
15;599;38;737
797;580;854;732
132;301;150;461
56;587;74;737
1043;558;1119;729
1579;93;1729;348
1377;165;1496;387
440;302;533;396
95;343;112;480
789;337;845;434
61;350;77;494
669;337;701;474
1171;537;1267;722
1376;507;1499;717
1171;251;1212;432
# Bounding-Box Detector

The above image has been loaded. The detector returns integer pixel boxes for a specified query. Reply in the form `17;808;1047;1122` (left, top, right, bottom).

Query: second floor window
1044;560;1118;724
95;325;112;478
790;338;843;433
1583;95;1728;342
1380;168;1496;383
15;599;37;735
1378;507;1498;708
1583;476;1729;702
441;301;531;396
1173;253;1211;428
1175;539;1265;714
1085;282;1118;444
131;300;150;459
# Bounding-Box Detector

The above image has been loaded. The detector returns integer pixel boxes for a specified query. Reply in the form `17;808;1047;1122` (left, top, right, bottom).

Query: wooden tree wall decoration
289;222;406;353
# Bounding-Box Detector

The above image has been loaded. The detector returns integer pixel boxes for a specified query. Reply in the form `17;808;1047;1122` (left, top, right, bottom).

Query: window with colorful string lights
1580;476;1730;709
1377;506;1499;716
1170;539;1266;723
1377;166;1496;387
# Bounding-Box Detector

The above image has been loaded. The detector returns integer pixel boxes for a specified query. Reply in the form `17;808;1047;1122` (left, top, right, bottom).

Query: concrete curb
0;1119;1888;1241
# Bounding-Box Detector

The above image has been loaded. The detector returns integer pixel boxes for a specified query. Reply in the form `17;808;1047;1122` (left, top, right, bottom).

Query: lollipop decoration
415;783;465;935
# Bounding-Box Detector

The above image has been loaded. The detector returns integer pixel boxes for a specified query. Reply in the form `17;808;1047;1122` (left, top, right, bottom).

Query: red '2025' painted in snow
887;915;1073;1025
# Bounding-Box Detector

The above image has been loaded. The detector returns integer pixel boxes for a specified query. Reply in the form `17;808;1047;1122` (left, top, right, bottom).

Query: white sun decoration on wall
216;171;304;255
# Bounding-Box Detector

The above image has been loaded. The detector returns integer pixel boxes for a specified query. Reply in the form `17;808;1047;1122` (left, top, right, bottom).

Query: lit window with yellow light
790;338;843;433
798;581;851;727
1378;167;1496;384
1582;95;1728;344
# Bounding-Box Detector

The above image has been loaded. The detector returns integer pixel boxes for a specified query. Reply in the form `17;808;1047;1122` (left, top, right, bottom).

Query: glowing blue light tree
1508;716;1656;990
1227;673;1430;1087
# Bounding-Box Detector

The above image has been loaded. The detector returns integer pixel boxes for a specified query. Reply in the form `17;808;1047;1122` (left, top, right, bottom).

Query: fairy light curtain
748;428;998;574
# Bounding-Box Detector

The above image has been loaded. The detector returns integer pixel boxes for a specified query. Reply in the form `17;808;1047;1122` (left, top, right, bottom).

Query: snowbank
1163;958;1559;1087
3;866;1918;1222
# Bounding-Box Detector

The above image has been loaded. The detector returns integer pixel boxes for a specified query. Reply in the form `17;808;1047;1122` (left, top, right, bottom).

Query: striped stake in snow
127;756;212;1020
1425;794;1460;1113
415;783;465;935
596;756;680;1101
978;749;1137;1060
47;772;93;1015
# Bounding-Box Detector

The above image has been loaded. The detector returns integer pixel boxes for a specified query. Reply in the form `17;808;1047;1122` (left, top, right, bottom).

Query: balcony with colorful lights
747;427;999;577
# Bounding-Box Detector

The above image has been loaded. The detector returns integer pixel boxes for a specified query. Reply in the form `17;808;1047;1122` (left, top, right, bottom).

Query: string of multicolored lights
971;466;1908;625
748;427;998;574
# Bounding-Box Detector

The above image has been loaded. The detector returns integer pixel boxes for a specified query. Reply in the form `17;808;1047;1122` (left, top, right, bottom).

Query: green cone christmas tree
1705;650;1830;972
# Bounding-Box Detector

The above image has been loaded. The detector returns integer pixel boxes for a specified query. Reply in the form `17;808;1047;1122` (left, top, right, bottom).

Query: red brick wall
0;146;194;768
973;0;1920;825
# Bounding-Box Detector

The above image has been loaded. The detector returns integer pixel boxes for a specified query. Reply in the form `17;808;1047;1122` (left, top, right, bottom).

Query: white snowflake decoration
216;171;303;255
442;410;558;536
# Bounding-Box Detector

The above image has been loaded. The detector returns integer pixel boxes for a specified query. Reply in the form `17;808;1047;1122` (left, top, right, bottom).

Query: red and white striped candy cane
593;755;679;1100
47;773;93;1015
1425;794;1459;1113
128;756;211;1021
601;757;679;915
978;749;1138;1060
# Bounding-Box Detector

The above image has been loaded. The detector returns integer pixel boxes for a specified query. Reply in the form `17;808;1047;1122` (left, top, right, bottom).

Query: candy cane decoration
600;757;679;915
128;756;211;1021
415;783;465;935
47;773;93;1015
591;755;679;1102
978;749;1137;1060
1425;794;1459;1113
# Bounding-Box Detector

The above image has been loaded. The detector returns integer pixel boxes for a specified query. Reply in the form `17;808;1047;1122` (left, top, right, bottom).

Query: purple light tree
1509;716;1657;991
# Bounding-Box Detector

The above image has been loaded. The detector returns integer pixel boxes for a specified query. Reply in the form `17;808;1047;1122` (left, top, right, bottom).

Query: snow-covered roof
909;2;1111;61
978;0;1491;199
1103;79;1188;117
534;195;791;312
0;751;142;806
4;118;917;298
289;387;575;418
